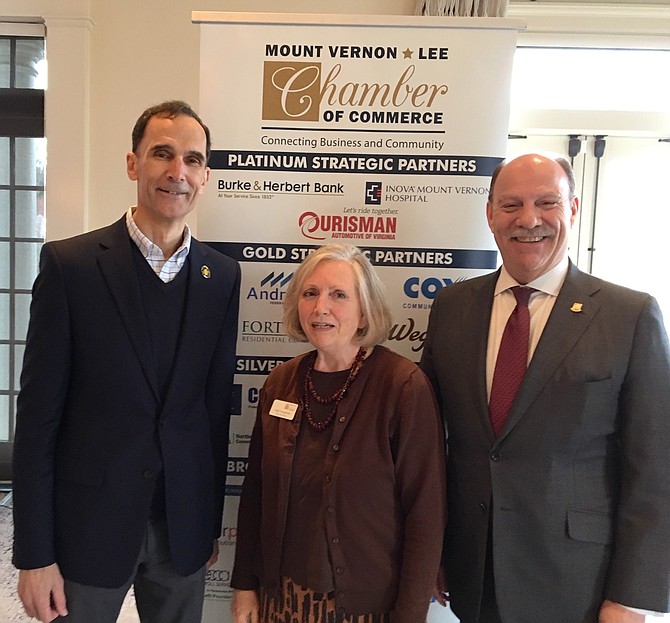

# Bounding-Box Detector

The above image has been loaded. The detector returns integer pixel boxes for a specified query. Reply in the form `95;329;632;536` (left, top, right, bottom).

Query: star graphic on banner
402;48;414;59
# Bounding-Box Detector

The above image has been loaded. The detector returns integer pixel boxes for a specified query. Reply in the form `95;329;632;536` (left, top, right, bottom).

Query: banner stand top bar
191;11;525;32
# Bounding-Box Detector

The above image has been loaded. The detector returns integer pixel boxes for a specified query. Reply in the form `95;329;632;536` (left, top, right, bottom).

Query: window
0;24;45;479
510;47;670;113
507;46;670;331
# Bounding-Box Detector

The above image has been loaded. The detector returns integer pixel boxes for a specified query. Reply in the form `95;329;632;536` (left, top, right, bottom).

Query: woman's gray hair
283;244;392;348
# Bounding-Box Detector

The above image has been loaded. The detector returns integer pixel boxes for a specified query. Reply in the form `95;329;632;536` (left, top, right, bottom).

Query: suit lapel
97;218;160;402
498;264;602;439
464;273;499;441
472;270;500;432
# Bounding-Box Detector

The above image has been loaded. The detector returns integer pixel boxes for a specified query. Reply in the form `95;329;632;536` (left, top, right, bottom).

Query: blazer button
490;452;500;462
332;444;339;452
338;416;346;423
143;469;154;479
332;537;340;544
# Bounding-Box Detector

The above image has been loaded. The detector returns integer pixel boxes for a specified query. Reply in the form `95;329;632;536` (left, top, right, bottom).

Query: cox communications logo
404;276;455;300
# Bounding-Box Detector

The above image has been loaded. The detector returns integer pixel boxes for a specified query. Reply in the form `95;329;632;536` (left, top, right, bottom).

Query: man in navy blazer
12;101;240;622
421;154;670;623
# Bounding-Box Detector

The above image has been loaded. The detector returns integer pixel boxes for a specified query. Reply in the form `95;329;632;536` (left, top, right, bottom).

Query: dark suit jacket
421;262;670;623
12;216;240;588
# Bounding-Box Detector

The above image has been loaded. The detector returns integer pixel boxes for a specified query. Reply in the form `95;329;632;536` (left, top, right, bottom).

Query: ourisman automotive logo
298;211;397;241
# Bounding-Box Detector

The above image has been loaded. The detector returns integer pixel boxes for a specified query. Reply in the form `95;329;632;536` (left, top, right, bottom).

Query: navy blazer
421;262;670;622
12;216;240;588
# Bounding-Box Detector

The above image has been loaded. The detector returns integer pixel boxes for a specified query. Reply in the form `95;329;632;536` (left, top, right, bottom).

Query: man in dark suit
12;100;240;622
422;153;670;623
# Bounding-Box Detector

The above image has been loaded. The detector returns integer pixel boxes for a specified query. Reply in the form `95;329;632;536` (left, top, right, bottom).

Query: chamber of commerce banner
193;11;522;622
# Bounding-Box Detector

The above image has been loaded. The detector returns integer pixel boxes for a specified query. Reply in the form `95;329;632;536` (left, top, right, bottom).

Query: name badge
269;400;298;420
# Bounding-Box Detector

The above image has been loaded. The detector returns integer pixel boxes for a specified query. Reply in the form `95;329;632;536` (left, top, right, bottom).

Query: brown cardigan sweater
231;345;447;622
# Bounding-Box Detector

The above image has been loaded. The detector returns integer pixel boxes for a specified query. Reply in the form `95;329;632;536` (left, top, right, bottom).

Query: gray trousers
57;519;206;623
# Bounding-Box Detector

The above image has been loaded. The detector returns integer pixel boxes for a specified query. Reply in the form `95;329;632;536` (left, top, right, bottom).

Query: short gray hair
283;244;392;348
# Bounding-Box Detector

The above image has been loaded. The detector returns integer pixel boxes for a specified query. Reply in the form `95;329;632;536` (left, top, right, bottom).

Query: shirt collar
125;207;191;260
495;257;569;297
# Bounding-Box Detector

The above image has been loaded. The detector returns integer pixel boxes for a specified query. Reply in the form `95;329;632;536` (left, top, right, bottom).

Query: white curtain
415;0;509;17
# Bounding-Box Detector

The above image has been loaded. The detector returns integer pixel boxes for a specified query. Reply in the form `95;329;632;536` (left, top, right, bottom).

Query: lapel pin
570;302;583;313
201;265;211;279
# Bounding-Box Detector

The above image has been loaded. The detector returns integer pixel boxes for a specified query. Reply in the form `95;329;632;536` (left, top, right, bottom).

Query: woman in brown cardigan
231;243;446;623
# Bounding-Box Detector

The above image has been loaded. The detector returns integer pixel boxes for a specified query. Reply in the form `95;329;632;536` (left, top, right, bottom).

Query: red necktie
489;286;533;437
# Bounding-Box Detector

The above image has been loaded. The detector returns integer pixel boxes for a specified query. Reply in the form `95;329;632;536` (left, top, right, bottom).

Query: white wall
1;0;416;239
87;0;420;234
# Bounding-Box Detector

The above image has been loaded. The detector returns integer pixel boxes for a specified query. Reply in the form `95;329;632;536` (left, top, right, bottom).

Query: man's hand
432;564;449;607
231;589;259;623
18;563;68;622
206;539;220;570
599;600;645;623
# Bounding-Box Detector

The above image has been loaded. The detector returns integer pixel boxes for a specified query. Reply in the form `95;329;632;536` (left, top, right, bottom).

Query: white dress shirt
486;258;568;399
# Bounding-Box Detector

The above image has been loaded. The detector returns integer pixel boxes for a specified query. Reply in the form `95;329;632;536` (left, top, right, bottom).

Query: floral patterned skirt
259;576;391;623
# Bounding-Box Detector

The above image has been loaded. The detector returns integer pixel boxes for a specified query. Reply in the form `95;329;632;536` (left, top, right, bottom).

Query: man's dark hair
131;100;212;163
488;155;576;202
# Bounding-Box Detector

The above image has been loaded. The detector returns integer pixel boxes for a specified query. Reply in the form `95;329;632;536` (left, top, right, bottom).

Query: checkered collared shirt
125;207;191;283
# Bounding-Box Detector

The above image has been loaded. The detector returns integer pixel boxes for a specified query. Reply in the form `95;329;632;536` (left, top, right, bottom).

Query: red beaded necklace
303;347;367;432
